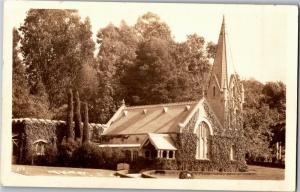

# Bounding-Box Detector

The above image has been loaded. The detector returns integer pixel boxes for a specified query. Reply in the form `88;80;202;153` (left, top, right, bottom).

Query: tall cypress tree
66;89;74;142
74;90;82;142
82;102;89;144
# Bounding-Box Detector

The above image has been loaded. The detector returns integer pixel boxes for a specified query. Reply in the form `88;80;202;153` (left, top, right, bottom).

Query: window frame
195;121;211;160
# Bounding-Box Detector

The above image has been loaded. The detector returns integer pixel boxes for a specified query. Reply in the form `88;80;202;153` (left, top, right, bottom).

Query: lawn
154;165;284;180
12;165;116;177
12;165;284;180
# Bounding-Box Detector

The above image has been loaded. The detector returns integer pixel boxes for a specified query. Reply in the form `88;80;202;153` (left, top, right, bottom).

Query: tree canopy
242;79;286;162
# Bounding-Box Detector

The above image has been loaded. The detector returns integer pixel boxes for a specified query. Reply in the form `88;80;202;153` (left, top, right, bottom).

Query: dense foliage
13;10;215;123
13;9;286;162
243;79;286;162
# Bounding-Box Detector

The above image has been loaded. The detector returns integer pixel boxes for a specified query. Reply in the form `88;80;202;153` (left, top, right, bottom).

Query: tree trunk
66;89;74;142
82;102;90;144
74;90;82;142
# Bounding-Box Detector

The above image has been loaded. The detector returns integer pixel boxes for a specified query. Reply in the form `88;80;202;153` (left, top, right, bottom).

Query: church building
99;18;247;172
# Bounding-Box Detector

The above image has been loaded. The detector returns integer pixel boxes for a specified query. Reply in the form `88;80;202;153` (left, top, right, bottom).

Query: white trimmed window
230;145;235;161
196;122;211;160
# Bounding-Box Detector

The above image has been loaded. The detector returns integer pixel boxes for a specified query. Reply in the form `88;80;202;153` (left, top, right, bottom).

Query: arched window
196;122;211;160
233;108;237;128
33;140;48;156
232;85;236;96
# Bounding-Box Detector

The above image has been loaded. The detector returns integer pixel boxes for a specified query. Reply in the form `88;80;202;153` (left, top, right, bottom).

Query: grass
12;164;116;177
12;165;284;180
154;165;284;180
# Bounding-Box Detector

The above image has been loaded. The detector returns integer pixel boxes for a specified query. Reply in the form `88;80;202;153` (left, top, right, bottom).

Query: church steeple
206;16;229;128
212;16;228;90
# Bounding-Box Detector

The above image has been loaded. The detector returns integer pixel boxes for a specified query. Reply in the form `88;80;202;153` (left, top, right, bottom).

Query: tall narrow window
232;85;236;96
196;122;211;160
133;151;138;161
230;145;235;161
213;86;216;97
125;150;131;161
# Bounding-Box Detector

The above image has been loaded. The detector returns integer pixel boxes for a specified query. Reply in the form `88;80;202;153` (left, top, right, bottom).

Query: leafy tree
242;79;270;161
19;9;95;109
125;37;176;105
242;79;286;162
206;41;217;59
95;21;138;122
171;34;211;101
262;82;286;147
12;27;51;118
135;12;172;41
12;27;30;117
262;82;286;112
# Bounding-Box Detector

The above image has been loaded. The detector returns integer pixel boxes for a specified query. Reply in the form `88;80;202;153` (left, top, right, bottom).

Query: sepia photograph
1;1;298;191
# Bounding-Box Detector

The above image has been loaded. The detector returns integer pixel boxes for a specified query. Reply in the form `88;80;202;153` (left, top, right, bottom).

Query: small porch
141;133;177;160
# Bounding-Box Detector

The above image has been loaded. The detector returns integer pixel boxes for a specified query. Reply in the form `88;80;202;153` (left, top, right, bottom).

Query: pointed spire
211;16;228;90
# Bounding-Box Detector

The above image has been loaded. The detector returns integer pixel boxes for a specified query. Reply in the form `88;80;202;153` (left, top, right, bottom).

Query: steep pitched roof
103;101;199;135
209;16;228;91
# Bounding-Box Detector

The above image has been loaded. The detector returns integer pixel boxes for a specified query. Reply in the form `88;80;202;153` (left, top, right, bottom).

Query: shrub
130;157;154;172
57;139;80;166
32;144;58;166
44;144;58;165
154;159;178;170
72;143;104;168
100;148;127;169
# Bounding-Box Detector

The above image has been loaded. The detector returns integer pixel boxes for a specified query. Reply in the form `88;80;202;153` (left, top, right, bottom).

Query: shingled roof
103;101;201;135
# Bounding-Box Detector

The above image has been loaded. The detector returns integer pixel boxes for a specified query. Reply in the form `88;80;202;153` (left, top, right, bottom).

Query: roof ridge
125;101;198;109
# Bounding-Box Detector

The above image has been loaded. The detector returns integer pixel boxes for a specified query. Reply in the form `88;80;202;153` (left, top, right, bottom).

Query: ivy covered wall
174;100;247;172
12;119;103;164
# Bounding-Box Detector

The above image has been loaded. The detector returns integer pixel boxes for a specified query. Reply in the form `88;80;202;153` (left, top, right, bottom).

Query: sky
10;2;297;83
